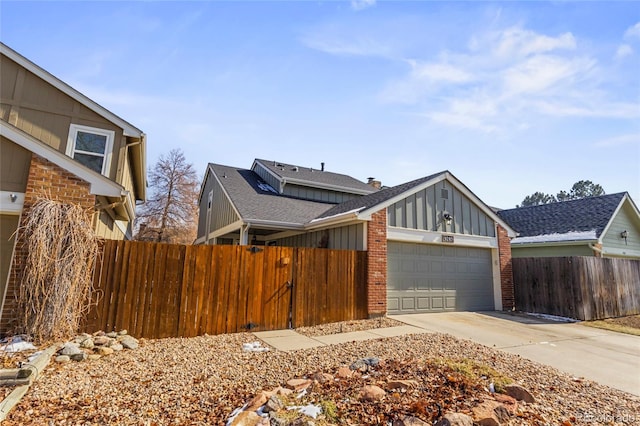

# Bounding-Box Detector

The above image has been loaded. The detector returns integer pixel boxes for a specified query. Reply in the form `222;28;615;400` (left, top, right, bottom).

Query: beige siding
197;171;240;242
284;184;358;203
0;215;19;310
387;179;495;237
0;136;31;192
602;201;640;256
273;223;364;250
93;211;125;240
511;244;594;258
0;56;125;181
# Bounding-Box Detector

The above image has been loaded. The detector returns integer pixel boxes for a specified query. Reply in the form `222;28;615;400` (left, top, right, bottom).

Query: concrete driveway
393;311;640;396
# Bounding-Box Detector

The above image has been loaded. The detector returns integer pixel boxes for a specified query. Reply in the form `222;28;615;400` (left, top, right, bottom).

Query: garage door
387;241;494;314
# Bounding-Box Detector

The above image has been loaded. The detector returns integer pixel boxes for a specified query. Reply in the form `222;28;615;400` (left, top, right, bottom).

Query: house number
442;235;454;243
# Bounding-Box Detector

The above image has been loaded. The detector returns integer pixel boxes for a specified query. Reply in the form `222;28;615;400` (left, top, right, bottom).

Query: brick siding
366;209;387;317
497;224;515;310
0;154;95;334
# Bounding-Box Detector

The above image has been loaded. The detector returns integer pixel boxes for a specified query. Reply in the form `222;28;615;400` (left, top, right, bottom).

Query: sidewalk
253;324;425;351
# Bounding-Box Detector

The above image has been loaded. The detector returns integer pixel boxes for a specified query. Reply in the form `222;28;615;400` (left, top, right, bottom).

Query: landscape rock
434;413;474;426
92;330;105;337
350;357;379;372
106;331;118;338
229;410;261;426
246;391;268;411
96;346;114;356
493;393;518;414
264;395;284;413
119;336;139;350
387;379;419;390
80;338;94;349
336;366;353;378
359;384;386;401
472;400;510;426
110;343;124;351
54;355;70;363
70;352;87;362
503;384;535;403
286;378;312;392
118;329;128;335
93;336;112;346
88;354;101;361
60;342;82;356
311;371;334;383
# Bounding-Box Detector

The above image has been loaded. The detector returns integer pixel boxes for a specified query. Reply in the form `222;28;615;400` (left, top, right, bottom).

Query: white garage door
387;242;494;314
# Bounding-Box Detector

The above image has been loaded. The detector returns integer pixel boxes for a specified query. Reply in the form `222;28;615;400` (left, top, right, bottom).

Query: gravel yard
2;319;639;425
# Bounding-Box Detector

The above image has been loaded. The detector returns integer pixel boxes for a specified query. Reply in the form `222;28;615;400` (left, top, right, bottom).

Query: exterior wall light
443;212;453;225
621;230;628;244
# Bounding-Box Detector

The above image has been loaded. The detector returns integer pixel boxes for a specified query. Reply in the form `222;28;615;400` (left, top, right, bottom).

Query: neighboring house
196;159;516;315
0;43;147;331
497;192;640;259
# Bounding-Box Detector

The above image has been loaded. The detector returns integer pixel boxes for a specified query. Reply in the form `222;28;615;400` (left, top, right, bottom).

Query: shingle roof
316;171;447;219
254;159;376;194
209;164;334;225
497;193;626;239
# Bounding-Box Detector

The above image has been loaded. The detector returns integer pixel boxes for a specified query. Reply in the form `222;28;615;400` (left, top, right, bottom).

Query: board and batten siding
197;171;240;243
283;184;358;204
602;201;640;258
274;223;364;250
0;136;31;193
388;180;495;237
253;163;281;193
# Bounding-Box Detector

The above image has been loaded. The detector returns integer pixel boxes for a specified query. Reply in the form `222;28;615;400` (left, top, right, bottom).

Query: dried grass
16;198;99;343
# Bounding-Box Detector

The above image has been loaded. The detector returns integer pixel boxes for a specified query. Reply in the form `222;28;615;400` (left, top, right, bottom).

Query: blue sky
2;1;639;208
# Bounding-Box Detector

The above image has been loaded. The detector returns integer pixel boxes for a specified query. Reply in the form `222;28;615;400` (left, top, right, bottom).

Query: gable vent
441;189;449;199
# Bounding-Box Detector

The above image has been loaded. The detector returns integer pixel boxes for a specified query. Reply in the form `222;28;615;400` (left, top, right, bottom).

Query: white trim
66;124;114;176
0;191;24;214
491;249;503;311
206;220;244;242
362;221;368;251
387;227;498;249
114;220;131;239
1;121;125;197
599;194;640;243
511;240;596;248
1;42;143;138
601;246;640;258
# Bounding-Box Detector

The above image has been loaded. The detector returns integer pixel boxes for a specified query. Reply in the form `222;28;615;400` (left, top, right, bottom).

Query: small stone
96;346;114;356
80;338;94;349
503;384;535;403
229;410;260;426
119;336;139;349
264;395;284;413
246;391;268;411
117;329;128;335
387;379;419;390
111;343;124;351
393;415;430;426
70;352;87;362
93;330;105;337
88;354;101;361
286;378;312;392
93;336;111;346
336;366;354;378
434;413;474;426
106;331;118;338
60;342;82;356
359;385;385;401
55;355;70;363
350;359;368;372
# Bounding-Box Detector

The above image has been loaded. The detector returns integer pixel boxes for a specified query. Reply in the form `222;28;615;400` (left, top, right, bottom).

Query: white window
66;124;114;175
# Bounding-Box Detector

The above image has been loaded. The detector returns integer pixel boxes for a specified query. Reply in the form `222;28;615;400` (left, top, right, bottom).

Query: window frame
66;124;115;176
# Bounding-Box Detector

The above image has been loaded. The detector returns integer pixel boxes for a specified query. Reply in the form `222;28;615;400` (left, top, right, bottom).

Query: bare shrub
16;198;99;342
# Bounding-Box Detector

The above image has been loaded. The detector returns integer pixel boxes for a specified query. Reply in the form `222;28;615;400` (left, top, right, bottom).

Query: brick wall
0;154;95;334
497;224;515;310
366;209;387;317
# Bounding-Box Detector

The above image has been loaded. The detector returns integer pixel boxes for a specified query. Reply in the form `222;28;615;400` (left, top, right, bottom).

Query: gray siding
283;184;358;203
196;170;239;243
387;180;495;237
253;163;281;192
273;223;364;250
602;201;640;256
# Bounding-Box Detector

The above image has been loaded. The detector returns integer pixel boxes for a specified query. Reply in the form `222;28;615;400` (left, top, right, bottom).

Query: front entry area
387;241;494;314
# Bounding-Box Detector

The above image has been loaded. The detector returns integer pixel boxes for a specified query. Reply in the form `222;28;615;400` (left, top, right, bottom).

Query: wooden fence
513;256;640;320
84;241;368;338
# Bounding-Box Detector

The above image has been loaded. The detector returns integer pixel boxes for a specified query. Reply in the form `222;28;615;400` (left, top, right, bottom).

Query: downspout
589;243;603;256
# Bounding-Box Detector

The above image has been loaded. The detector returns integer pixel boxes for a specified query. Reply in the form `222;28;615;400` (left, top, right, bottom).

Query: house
497;192;640;259
0;43;147;331
196;159;516;315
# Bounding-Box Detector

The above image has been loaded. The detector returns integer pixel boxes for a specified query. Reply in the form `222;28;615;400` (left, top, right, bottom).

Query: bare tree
135;149;199;244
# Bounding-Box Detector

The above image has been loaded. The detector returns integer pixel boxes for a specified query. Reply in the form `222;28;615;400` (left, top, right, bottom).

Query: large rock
503;384;535;403
493;393;518;414
55;355;70;363
119;336;139;350
80;338;94;349
70;352;87;362
336;366;354;379
264;395;284;413
96;346;114;356
60;342;82;356
229;410;261;426
359;385;385;402
387;379;419;390
286;378;312;392
93;336;112;346
246;391;268;411
434;413;474;426
110;343;124;351
472;400;510;426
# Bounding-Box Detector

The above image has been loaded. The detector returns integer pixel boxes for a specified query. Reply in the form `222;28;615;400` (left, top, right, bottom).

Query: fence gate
85;241;367;338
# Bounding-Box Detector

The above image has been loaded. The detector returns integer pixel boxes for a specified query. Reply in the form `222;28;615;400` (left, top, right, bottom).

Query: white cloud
593;133;640;147
410;62;474;83
624;22;640;40
301;33;390;57
470;25;576;59
502;55;594;96
351;0;376;11
615;44;633;59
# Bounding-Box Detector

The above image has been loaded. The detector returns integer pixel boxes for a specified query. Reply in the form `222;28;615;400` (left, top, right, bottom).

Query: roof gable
252;159;376;195
497;193;627;241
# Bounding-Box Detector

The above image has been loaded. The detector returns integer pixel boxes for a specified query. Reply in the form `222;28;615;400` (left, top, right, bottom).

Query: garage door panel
388;241;494;314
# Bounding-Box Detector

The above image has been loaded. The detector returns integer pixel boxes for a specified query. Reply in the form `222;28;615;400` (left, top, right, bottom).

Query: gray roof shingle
316;171;447;219
209;164;334;225
496;193;626;238
254;159;377;194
